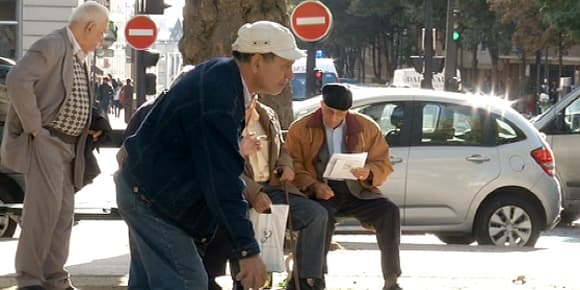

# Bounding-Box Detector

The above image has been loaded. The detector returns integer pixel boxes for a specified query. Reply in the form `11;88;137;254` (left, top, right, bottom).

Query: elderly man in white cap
115;20;305;289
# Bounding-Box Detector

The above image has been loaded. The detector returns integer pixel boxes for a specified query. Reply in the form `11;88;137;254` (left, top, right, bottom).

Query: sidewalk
2;222;580;290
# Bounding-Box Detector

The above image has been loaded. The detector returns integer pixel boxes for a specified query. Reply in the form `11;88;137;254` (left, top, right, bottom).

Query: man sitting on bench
285;84;403;290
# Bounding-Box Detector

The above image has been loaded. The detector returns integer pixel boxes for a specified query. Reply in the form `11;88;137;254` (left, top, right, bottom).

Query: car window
354;101;405;146
419;102;485;146
0;65;11;85
291;73;307;101
291;72;339;101
564;97;580;133
494;117;526;145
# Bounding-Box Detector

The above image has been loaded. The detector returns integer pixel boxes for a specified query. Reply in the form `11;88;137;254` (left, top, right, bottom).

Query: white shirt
66;26;86;62
240;72;253;108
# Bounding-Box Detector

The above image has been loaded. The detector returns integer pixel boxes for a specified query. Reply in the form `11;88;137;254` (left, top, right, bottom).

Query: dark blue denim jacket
122;58;259;259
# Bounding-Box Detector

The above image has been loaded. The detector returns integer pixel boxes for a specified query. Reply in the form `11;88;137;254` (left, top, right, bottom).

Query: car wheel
475;195;542;247
0;174;24;238
436;233;476;245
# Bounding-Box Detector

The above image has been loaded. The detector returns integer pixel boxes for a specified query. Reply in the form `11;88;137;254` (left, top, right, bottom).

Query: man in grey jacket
1;2;109;289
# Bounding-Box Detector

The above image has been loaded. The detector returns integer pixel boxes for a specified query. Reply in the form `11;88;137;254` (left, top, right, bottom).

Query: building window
0;0;18;60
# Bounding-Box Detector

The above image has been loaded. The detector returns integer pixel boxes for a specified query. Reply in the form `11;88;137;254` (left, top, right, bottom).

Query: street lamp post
422;0;434;89
444;0;459;91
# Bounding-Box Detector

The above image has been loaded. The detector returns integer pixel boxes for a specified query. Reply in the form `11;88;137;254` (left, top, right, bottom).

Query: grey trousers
15;129;76;289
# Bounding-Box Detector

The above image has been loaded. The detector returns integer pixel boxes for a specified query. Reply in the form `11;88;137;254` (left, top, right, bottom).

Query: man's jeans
115;171;208;290
264;186;328;279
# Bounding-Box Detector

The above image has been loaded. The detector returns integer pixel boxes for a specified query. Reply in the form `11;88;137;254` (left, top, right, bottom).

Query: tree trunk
489;46;499;94
179;0;295;128
471;48;478;88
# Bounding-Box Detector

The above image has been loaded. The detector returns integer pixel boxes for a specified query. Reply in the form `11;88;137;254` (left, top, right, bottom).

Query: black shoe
64;287;78;290
17;286;45;290
286;278;324;290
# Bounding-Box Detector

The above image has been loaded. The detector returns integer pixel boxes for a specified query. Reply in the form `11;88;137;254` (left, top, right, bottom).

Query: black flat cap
322;83;352;110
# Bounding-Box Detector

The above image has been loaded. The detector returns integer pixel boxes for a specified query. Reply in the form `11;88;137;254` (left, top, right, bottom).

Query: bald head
69;1;108;27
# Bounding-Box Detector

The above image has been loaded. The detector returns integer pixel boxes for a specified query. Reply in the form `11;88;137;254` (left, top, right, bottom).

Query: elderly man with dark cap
286;83;403;290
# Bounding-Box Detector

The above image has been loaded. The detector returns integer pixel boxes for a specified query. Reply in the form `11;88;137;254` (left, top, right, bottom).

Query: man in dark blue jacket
115;20;305;290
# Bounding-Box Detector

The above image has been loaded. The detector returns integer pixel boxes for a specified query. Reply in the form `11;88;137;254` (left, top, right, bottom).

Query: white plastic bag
249;204;289;272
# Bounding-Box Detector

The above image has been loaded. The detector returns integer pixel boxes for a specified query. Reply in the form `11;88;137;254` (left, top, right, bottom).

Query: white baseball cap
232;20;306;61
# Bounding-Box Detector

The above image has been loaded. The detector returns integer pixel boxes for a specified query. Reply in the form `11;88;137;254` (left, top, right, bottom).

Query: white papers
323;152;368;180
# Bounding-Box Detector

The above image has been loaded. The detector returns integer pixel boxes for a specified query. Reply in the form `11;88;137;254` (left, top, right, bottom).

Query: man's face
320;101;348;129
253;55;294;96
78;19;109;53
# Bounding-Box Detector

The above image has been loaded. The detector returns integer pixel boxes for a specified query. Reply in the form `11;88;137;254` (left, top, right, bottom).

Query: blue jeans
115;171;208;290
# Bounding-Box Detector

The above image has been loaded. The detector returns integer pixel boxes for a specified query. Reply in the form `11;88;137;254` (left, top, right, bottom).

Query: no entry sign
290;1;333;42
125;15;158;50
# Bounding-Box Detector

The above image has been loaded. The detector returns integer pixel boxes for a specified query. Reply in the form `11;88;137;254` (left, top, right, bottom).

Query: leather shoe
17;286;45;290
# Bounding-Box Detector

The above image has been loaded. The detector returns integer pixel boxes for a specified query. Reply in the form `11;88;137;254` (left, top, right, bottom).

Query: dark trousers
197;227;232;290
317;180;401;279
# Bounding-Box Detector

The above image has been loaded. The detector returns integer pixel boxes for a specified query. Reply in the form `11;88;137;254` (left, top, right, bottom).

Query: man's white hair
68;1;109;26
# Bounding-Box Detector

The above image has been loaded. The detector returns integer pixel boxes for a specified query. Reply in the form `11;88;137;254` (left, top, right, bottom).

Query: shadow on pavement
335;241;542;253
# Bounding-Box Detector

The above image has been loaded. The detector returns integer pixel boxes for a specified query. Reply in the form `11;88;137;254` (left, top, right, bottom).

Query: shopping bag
249;204;289;272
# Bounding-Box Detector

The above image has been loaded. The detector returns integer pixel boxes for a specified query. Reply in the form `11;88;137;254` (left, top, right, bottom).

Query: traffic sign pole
305;43;317;98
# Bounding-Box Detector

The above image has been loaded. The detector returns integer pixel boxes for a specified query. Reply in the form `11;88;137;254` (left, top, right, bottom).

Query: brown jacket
242;101;302;204
286;109;393;199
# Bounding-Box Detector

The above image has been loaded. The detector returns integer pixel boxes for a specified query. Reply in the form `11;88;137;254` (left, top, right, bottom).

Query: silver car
531;86;580;224
293;87;562;247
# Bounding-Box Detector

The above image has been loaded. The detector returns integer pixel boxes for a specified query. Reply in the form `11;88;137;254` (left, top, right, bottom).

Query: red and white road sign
290;1;333;42
125;16;158;50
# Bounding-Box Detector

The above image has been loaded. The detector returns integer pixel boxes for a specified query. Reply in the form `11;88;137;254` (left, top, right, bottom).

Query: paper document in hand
323;152;368;180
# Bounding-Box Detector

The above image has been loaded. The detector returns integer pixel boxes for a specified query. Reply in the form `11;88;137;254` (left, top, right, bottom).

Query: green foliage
536;0;580;40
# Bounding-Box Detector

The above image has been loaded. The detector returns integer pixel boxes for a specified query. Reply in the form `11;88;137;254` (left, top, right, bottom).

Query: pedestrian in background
97;76;114;118
0;2;110;289
115;20;305;290
119;78;133;123
286;84;403;290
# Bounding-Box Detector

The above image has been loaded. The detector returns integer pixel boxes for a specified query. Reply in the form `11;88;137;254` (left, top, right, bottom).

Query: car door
404;101;500;226
353;101;411;219
543;96;580;205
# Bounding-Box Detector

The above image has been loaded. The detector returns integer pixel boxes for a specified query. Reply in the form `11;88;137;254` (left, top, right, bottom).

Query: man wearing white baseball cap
115;20;305;290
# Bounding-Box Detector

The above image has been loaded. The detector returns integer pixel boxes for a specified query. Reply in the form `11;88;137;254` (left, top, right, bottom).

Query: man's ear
85;21;96;33
250;54;262;73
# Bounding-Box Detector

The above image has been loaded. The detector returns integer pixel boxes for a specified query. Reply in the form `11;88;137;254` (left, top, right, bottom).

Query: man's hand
88;129;103;142
351;167;371;181
279;167;295;182
240;133;264;157
251;192;272;213
311;182;334;200
236;255;267;290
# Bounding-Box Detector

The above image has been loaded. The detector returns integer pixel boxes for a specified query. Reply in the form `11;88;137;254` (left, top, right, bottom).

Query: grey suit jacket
1;27;92;191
